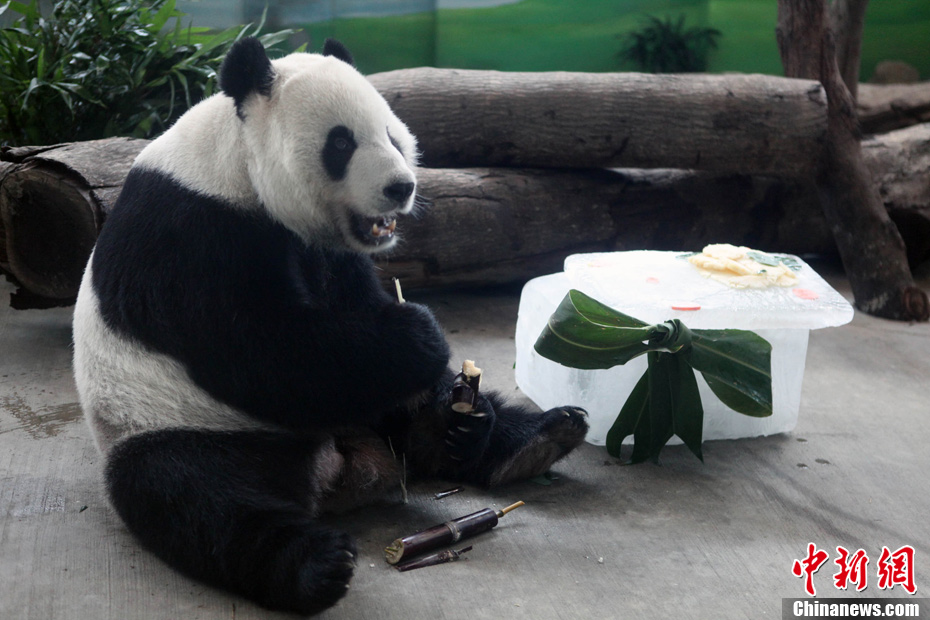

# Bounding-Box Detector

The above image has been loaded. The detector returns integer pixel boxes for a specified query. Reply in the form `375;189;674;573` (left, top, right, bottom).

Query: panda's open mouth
349;212;397;246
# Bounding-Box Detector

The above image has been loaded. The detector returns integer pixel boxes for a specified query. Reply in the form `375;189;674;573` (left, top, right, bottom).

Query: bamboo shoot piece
451;359;482;413
395;546;473;572
384;501;524;565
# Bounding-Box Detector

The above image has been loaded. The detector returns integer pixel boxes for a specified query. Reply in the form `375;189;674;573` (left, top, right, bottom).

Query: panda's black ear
219;37;275;119
322;38;355;67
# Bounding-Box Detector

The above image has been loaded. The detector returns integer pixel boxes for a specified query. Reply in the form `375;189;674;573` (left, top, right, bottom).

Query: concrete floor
1;266;928;620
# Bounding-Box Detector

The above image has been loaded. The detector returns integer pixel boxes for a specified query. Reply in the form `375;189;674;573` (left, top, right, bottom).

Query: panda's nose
383;181;415;205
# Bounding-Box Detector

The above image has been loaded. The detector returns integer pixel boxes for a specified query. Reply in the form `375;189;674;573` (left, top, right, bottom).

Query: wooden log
369;68;828;177
857;82;930;134
4;123;929;306
0;138;147;306
862;123;930;266
376;166;833;289
1;142;834;305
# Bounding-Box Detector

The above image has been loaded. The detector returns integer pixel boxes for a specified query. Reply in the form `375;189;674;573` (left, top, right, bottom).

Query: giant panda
73;37;588;615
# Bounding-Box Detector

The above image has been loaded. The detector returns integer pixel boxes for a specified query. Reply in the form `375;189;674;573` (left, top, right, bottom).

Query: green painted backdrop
298;0;929;79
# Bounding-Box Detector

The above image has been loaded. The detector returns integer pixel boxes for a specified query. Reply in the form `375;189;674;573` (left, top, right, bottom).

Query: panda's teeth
370;218;397;238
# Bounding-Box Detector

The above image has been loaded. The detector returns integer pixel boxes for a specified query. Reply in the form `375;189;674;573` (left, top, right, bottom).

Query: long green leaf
35;45;45;77
669;354;704;461
534;291;655;370
605;368;650;459
688;330;773;417
534;290;698;370
646;351;675;462
258;29;300;49
701;375;771;418
566;289;650;329
21;76;40;108
149;0;177;33
188;27;240;61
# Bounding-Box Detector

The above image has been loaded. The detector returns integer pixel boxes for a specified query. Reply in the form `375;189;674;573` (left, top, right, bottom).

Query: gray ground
1;265;928;620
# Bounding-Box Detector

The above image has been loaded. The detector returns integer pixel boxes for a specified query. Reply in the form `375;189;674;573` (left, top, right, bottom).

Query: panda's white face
239;53;418;253
134;41;419;254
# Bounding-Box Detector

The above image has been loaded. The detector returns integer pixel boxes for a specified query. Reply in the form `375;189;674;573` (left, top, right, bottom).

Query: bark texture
861;123;930;267
369;68;828;177
380;167;833;290
858;82;930;134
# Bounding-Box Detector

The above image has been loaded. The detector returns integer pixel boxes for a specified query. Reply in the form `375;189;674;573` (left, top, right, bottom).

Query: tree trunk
369;69;827;177
829;0;869;102
776;0;928;321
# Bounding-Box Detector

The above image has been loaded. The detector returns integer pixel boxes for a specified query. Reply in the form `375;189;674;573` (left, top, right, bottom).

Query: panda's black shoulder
92;167;390;355
92;167;294;347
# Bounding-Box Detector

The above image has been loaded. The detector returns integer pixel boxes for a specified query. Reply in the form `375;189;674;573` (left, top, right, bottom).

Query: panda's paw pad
541;406;589;449
295;530;357;612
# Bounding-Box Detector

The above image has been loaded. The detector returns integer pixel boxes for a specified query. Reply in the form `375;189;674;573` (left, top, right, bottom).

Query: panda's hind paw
291;529;357;615
541;406;589;450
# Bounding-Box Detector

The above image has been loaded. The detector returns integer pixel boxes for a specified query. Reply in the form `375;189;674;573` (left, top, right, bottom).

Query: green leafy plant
534;289;772;464
617;14;722;73
0;0;298;146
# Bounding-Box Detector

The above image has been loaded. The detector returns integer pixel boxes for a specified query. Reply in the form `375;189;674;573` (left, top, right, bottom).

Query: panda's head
219;38;418;253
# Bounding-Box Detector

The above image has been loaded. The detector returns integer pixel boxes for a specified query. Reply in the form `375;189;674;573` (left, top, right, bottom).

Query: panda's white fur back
73;258;269;453
133;94;255;206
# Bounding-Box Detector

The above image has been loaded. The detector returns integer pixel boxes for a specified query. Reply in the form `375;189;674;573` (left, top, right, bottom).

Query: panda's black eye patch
323;126;357;181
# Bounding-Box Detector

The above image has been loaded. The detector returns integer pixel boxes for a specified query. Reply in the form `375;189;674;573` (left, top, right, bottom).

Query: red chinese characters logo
834;546;869;592
792;543;830;596
793;544;916;596
878;545;916;594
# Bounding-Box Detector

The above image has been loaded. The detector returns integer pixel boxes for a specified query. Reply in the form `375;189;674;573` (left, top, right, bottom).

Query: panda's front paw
444;393;496;464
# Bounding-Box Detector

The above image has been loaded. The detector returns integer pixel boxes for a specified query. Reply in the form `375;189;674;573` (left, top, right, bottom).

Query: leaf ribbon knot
534;290;773;464
647;319;692;353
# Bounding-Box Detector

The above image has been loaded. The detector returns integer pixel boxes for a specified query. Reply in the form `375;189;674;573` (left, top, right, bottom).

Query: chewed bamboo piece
395;546;473;572
451;360;482;413
384;501;525;565
393;277;406;303
432;486;464;500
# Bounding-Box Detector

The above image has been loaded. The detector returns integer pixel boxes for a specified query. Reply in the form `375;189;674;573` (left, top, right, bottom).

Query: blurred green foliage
618;14;722;73
0;0;296;146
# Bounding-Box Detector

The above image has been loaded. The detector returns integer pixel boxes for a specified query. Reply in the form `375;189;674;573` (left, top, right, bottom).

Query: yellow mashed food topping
687;244;799;289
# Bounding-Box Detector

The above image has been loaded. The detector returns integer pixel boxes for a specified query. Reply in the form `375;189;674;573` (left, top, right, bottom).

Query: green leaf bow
534;290;773;464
